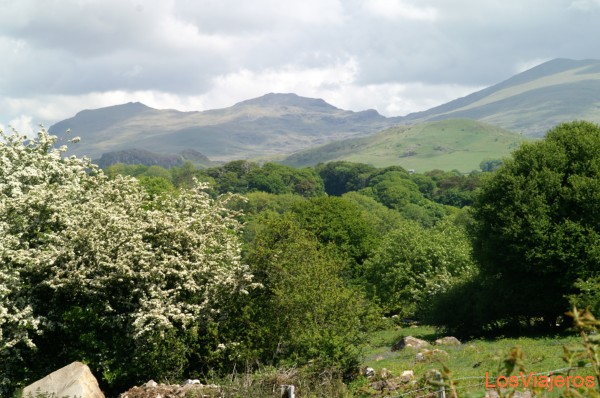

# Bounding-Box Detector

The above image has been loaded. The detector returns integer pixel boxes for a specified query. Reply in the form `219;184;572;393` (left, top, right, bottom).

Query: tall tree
470;121;600;325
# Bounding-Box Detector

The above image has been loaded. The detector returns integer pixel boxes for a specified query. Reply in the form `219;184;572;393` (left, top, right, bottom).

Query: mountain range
49;93;397;161
49;58;600;171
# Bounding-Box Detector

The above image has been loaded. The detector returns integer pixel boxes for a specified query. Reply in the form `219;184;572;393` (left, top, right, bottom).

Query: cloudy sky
2;0;600;133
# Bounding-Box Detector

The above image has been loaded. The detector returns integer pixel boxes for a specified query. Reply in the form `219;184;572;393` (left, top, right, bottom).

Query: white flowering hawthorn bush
0;128;255;394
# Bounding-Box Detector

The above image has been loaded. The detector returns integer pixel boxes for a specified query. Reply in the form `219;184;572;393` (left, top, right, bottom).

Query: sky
2;0;600;134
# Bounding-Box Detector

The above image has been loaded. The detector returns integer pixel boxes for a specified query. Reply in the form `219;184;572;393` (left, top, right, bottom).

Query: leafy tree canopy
470;121;600;323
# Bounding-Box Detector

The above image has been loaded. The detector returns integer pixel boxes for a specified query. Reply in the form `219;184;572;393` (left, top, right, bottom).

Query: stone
380;368;389;379
416;349;448;362
181;379;201;385
435;336;461;346
403;336;430;350
145;380;158;388
400;370;414;383
364;367;375;377
370;380;386;391
22;361;105;398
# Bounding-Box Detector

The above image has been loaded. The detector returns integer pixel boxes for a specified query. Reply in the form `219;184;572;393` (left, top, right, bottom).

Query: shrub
0;128;255;395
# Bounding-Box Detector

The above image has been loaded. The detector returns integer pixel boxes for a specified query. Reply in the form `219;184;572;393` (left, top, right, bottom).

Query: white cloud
8;115;34;135
514;58;552;74
363;0;438;21
569;0;600;10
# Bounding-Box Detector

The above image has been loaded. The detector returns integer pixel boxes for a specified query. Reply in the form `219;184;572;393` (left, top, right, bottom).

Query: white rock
22;361;105;398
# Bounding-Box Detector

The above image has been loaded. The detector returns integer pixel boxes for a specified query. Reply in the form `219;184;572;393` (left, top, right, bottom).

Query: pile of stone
119;379;220;398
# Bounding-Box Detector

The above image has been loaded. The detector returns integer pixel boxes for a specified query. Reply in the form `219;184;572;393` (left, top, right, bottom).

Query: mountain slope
49;93;397;160
404;58;600;136
282;119;526;173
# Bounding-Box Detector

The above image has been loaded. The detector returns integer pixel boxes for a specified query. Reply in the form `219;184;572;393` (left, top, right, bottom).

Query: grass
358;323;596;397
283;119;528;173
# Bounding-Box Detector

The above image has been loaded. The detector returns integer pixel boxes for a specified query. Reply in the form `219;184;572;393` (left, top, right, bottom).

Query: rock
435;336;461;346
404;336;430;350
144;380;158;388
416;349;449;362
364;367;375;377
181;379;201;385
371;380;386;391
22;361;105;398
385;380;399;391
400;370;414;383
380;368;389;379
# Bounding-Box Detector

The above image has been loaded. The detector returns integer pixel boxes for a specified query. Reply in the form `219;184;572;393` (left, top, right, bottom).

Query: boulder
22;361;105;398
435;336;461;346
404;336;430;350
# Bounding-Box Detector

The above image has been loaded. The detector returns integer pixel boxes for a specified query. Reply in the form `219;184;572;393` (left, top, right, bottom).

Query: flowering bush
0;128;255;394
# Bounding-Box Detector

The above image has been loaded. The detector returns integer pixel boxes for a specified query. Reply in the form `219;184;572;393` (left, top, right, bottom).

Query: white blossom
0;127;254;357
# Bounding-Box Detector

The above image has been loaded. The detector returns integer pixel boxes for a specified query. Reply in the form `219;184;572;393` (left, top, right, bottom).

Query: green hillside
282;119;528;173
404;59;600;136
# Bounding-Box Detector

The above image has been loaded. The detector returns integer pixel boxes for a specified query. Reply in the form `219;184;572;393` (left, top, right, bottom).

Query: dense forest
2;121;600;397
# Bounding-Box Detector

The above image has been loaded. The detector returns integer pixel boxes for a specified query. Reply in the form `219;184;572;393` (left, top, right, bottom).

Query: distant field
358;324;593;397
283;119;529;173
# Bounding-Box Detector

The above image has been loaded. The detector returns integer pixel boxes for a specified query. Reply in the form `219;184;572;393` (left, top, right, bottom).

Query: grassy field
283;119;528;173
356;324;596;397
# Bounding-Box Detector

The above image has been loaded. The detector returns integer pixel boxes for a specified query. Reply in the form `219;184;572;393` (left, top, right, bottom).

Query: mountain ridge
49;93;397;161
49;58;600;167
403;58;600;135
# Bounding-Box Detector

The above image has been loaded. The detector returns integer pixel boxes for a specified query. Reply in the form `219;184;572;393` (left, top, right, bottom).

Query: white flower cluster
0;128;254;352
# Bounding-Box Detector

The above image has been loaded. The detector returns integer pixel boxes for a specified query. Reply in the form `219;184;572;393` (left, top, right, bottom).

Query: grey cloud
2;0;600;115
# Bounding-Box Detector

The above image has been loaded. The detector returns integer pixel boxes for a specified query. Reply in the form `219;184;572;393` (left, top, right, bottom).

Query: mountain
49;93;397;161
403;58;600;136
49;58;600;168
282;119;525;173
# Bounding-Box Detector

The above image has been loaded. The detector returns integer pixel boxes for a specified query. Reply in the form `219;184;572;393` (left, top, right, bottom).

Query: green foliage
201;161;325;197
363;220;476;318
245;215;378;374
362;169;452;226
480;158;504;172
570;276;600;316
292;196;378;269
315;161;376;196
247;162;324;197
469;121;600;327
340;192;405;235
426;169;482;208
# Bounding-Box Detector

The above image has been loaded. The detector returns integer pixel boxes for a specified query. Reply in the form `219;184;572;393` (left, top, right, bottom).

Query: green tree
315;161;376;196
247;163;324;197
292;196;377;270
245;215;377;373
470;121;600;327
363;220;476;318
